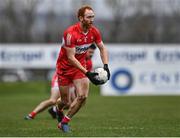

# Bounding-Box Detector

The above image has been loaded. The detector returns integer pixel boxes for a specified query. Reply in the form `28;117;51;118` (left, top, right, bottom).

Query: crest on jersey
77;39;82;42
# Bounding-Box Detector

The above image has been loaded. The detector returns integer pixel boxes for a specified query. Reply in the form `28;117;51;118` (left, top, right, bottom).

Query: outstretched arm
96;41;108;64
96;41;110;80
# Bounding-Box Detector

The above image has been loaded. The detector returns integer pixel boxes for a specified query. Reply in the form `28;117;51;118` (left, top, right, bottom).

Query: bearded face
81;9;95;30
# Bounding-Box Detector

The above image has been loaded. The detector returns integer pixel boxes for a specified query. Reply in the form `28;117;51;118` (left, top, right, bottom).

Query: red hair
77;5;94;20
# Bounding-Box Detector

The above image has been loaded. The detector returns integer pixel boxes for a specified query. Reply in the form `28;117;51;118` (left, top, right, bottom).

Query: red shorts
57;68;86;86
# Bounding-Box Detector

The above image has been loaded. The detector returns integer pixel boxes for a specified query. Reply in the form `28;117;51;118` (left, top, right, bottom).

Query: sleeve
63;31;76;48
94;27;102;44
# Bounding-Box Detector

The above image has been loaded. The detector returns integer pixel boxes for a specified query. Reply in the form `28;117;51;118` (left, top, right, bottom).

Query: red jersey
56;22;101;74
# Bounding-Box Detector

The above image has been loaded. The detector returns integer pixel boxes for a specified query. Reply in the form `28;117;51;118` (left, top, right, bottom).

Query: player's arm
96;41;110;80
96;41;108;65
93;27;110;79
63;32;87;74
65;46;87;74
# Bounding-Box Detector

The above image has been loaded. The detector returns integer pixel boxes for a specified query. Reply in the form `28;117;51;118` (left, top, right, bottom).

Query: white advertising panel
1;44;180;95
92;44;180;95
0;44;60;69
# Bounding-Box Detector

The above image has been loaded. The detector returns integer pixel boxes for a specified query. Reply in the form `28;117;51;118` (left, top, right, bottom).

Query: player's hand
85;72;103;85
104;64;110;80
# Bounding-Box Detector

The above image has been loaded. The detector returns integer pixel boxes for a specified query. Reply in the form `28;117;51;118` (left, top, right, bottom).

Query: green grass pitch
0;82;180;137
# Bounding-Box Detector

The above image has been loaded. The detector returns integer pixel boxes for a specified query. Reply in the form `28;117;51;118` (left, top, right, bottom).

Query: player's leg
49;84;77;119
48;97;63;119
56;85;70;123
69;85;76;105
25;88;60;119
69;85;86;107
56;86;69;110
57;78;89;132
67;78;89;118
57;97;62;103
59;77;89;125
56;70;89;132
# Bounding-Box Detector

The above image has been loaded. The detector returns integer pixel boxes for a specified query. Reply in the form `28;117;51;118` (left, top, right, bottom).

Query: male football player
24;44;96;120
55;5;110;132
48;44;96;119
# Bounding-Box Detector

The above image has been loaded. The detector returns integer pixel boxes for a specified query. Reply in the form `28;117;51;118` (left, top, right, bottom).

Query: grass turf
0;81;180;137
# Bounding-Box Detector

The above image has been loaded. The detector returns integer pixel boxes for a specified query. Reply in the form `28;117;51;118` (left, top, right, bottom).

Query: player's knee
77;95;87;103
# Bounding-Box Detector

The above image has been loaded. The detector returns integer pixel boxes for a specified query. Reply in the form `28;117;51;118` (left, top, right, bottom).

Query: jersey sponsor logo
75;44;92;54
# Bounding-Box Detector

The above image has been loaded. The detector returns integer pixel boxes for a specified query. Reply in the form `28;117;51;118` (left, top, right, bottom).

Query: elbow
100;45;106;51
